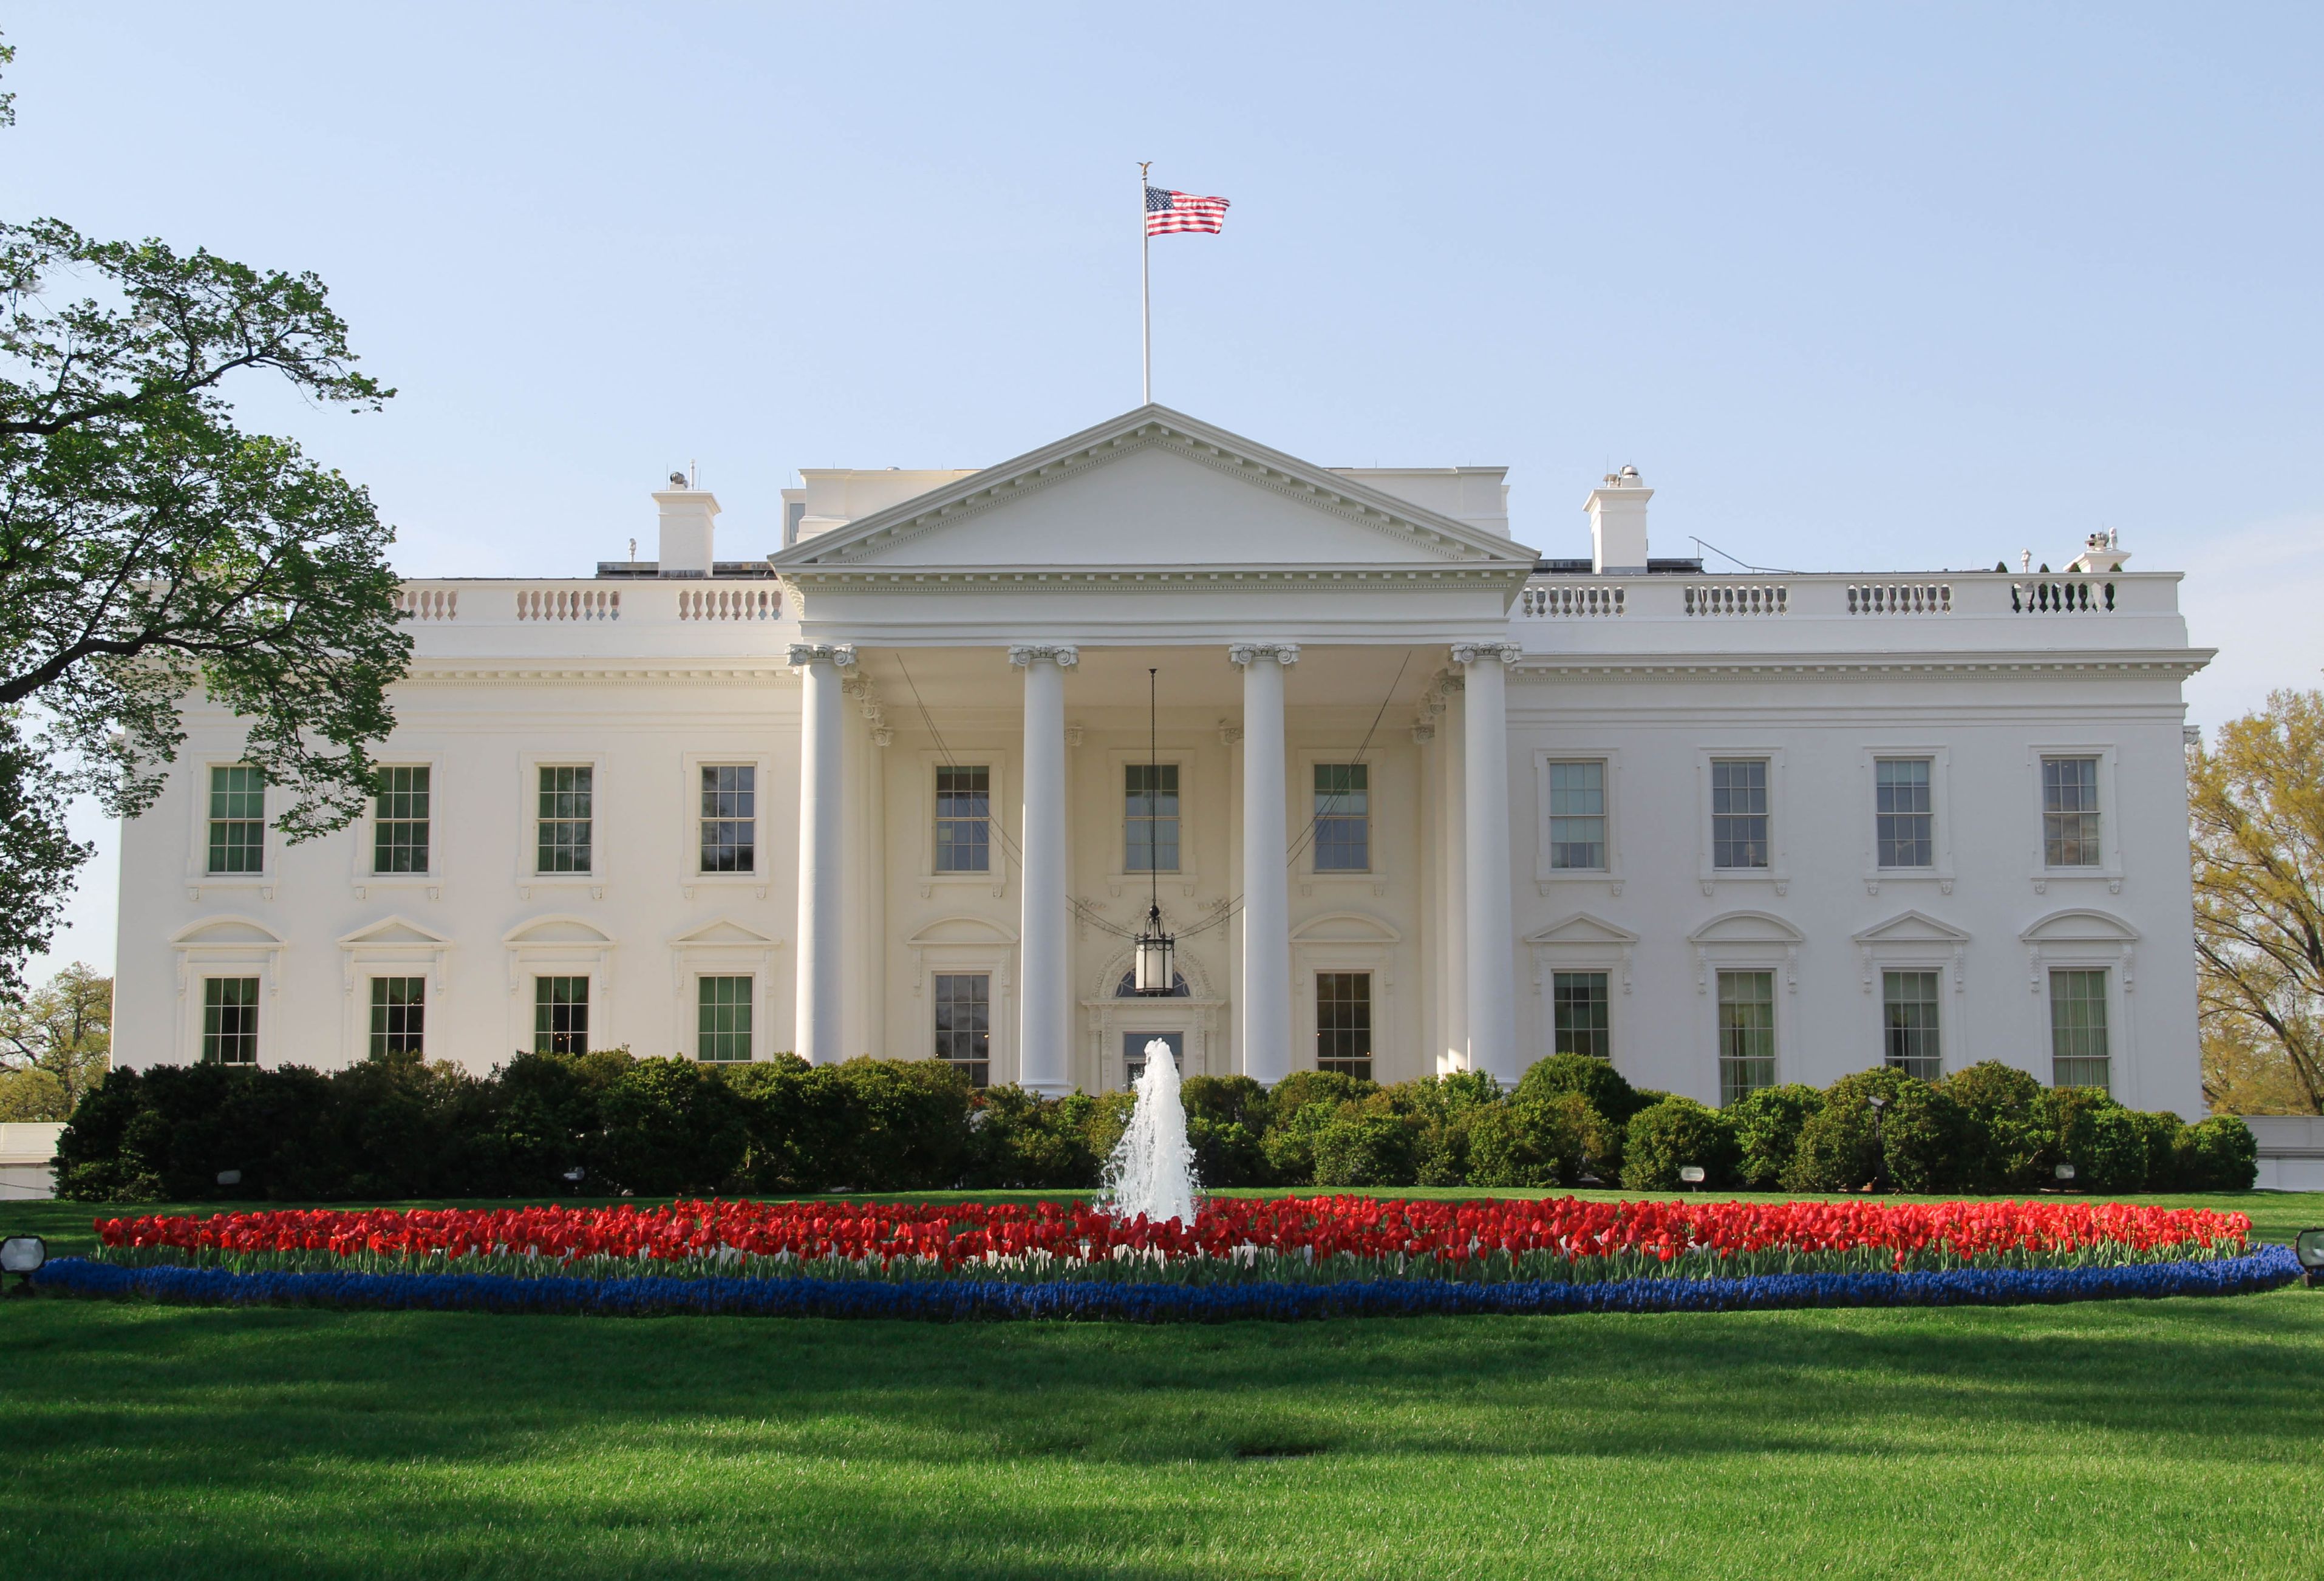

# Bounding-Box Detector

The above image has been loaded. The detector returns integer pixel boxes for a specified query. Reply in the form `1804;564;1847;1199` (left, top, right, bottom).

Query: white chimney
653;481;721;577
1586;464;1651;574
2067;529;2130;574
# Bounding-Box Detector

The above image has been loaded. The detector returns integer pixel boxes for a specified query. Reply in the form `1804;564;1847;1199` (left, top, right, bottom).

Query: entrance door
1122;1031;1184;1086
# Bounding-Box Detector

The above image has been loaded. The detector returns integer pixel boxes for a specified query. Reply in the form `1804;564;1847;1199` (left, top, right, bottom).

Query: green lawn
4;1189;2322;1580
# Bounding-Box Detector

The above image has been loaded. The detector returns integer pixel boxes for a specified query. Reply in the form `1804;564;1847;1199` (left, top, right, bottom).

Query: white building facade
113;406;2213;1116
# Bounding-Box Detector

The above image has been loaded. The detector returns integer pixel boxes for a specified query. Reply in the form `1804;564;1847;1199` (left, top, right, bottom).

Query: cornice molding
777;564;1532;596
400;664;798;687
1508;650;2213;681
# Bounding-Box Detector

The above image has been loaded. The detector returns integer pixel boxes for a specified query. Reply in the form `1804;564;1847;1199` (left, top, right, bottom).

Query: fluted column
1010;644;1077;1095
791;642;856;1064
1453;641;1521;1086
1232;642;1298;1084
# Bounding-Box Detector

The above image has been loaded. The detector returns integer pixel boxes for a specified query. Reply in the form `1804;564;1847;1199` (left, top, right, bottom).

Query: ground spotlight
1678;1166;1705;1192
2054;1162;2077;1183
2296;1229;2324;1290
216;1169;242;1188
1;1234;46;1297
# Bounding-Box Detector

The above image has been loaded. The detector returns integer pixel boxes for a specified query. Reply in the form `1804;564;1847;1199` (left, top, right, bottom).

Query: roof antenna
689;458;698;491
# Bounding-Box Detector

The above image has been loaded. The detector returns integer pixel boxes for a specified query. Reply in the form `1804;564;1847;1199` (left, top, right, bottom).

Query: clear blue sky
7;3;2320;980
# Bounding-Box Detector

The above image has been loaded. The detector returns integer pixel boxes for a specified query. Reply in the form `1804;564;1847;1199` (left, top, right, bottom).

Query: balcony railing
1684;583;1789;616
1847;583;1951;614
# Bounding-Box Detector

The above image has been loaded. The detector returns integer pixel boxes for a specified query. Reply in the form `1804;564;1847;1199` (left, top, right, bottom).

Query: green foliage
1781;1069;1962;1194
2182;1115;2260;1191
1311;1107;1423;1187
1181;1075;1273;1188
1940;1061;2052;1191
1621;1097;1740;1190
1728;1084;1824;1188
1467;1092;1603;1188
0;215;406;992
0;962;117;1119
963;1086;1121;1191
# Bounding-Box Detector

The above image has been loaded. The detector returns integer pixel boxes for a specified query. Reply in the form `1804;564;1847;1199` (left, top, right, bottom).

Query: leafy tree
2189;691;2324;1114
0;959;110;1119
0;34;408;995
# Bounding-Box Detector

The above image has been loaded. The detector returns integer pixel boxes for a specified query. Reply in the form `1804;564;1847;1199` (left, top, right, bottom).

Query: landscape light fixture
1678;1166;1706;1191
1131;668;1176;996
562;1167;587;1185
1866;1094;1890;1194
2054;1162;2077;1183
1;1234;46;1296
2295;1229;2324;1290
215;1169;242;1188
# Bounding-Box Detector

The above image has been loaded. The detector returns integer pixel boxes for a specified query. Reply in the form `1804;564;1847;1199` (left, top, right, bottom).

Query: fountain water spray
1099;1039;1200;1226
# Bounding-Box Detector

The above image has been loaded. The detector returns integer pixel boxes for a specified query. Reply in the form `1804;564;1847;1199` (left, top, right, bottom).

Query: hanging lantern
1133;909;1176;995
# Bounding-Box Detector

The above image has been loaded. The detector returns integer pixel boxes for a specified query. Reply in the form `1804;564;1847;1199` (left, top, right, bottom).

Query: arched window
1116;968;1190;998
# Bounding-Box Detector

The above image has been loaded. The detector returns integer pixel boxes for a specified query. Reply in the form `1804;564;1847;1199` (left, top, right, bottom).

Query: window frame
695;763;760;877
369;974;428;1058
1314;970;1375;1081
2046;967;2113;1093
532;973;592;1055
1714;968;1779;1106
932;970;993;1087
1694;747;1788;894
1856;746;1955;894
516;752;610;899
337;915;454;1063
915;748;1010;899
186;758;275;898
677;751;775;899
2025;744;2122;890
695;973;755;1063
350;754;446;899
1550;969;1612;1060
1307;760;1373;876
201;974;264;1066
1879;968;1943;1081
1103;745;1200;897
1532;749;1625;896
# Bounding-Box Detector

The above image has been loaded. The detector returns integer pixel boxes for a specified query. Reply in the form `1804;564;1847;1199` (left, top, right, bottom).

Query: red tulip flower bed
90;1195;2254;1288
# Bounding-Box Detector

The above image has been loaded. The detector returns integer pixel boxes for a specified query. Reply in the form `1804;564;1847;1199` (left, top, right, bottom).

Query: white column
1011;644;1077;1095
790;642;855;1064
1454;642;1520;1085
1232;642;1298;1084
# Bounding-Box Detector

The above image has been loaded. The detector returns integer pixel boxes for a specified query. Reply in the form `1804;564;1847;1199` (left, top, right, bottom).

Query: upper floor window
1711;759;1769;870
1547;760;1607;870
534;975;588;1054
1552;970;1610;1058
536;766;593;874
1125;763;1179;873
934;765;991;873
372;766;431;874
1313;764;1369;871
203;976;260;1064
700;764;755;874
370;976;425;1057
697;975;752;1062
207;766;265;874
1874;758;1932;869
2042;756;2101;867
1881;970;1940;1081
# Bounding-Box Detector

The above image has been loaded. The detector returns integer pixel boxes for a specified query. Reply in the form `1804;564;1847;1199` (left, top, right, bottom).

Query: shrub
1181;1075;1273;1188
2181;1115;2259;1191
2128;1109;2187;1193
1621;1097;1740;1190
593;1055;755;1196
962;1086;1106;1190
1311;1108;1423;1187
821;1058;974;1192
1940;1062;2052;1192
1781;1069;1962;1194
1729;1084;1824;1189
1516;1054;1640;1177
1467;1092;1602;1188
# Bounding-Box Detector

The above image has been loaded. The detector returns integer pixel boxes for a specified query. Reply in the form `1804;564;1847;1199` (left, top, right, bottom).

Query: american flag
1145;186;1230;236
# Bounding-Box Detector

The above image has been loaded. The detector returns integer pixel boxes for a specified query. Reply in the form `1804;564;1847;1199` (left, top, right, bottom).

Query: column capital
1007;644;1080;668
1449;641;1524;668
1228;642;1301;668
788;642;857;669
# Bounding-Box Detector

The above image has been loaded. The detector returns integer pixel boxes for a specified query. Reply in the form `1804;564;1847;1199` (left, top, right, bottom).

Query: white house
112;405;2212;1115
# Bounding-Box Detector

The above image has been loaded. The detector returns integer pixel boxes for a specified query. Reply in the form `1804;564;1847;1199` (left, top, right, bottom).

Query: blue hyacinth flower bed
27;1242;2302;1322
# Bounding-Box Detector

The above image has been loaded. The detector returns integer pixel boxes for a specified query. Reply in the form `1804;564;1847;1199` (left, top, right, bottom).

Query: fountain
1099;1039;1201;1226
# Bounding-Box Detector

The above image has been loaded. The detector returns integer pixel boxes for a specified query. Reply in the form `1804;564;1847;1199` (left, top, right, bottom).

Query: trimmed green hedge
54;1049;2258;1202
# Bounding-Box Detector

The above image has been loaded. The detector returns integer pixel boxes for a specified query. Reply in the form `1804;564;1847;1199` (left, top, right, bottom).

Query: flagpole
1138;160;1152;405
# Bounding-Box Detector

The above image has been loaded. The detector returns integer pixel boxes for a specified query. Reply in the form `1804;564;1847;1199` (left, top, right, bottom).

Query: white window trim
350;754;447;899
2027;744;2123;892
1533;749;1624;897
171;917;286;1066
1857;746;1954;896
186;758;272;900
667;917;782;1061
1695;747;1789;896
916;747;1010;900
918;952;1014;1084
1290;913;1400;1080
502;919;615;1055
2022;909;2140;1105
1525;913;1639;1066
1080;942;1225;1092
1689;911;1804;1101
336;916;454;1062
1296;748;1387;896
1104;744;1199;898
678;751;777;899
517;752;609;900
1852;916;1970;1081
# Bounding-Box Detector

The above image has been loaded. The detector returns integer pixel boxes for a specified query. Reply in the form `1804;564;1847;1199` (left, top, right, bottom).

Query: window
1716;970;1776;1104
1552;971;1610;1059
1711;759;1769;870
206;766;265;874
933;973;990;1087
202;977;260;1064
697;975;752;1062
372;766;431;874
534;975;588;1053
1125;763;1179;873
699;765;755;874
1123;1032;1184;1086
369;976;425;1057
1881;970;1941;1081
1547;760;1607;871
1313;764;1369;871
934;765;991;874
536;766;593;874
1316;972;1372;1080
2042;756;2101;868
2050;969;2110;1091
1875;758;1933;869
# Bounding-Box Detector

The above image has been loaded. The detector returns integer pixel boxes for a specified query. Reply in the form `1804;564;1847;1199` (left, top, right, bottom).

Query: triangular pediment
1525;912;1640;948
771;406;1539;573
1852;911;1970;946
338;915;451;948
670;917;780;947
